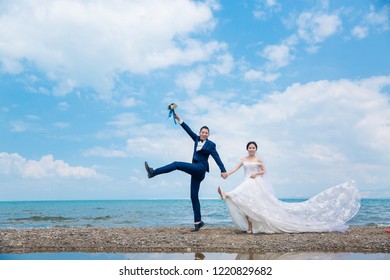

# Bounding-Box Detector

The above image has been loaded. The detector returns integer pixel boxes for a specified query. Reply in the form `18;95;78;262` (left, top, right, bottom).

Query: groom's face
199;128;209;141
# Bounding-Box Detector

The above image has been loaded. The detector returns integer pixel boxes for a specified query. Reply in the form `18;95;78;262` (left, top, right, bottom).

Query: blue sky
1;0;389;201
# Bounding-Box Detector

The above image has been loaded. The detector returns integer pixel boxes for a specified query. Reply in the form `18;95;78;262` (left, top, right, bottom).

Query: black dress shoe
144;161;154;178
191;221;204;232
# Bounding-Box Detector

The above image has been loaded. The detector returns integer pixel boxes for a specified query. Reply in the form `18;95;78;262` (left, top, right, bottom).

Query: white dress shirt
196;139;205;151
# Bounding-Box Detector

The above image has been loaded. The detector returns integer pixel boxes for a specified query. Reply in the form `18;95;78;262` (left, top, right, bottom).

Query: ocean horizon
0;198;389;229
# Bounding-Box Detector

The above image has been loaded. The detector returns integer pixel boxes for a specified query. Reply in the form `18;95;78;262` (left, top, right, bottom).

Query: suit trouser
153;161;206;223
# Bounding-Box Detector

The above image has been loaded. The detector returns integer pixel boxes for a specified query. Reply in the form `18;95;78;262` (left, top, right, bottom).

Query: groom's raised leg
153;161;203;177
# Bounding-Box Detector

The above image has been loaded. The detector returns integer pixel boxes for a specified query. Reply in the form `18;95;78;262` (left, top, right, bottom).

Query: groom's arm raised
175;114;197;141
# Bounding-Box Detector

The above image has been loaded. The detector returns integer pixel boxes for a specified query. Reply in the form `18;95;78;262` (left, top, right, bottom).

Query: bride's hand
250;173;257;179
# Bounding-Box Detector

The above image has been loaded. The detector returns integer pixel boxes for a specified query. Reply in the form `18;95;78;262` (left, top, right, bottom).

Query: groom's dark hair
199;126;210;133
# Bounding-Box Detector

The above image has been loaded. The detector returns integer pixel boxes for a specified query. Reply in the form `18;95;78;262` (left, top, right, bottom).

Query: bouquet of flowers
168;103;177;124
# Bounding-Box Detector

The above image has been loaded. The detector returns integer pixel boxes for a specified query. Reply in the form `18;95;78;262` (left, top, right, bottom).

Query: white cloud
265;78;389;192
93;112;144;139
0;152;105;179
25;115;40;121
351;5;389;40
81;76;390;198
265;0;278;7
210;53;234;75
253;0;281;20
83;146;128;158
107;113;141;128
9;116;43;133
54;122;70;129
136;76;390;198
0;57;24;74
85;125;191;160
296;12;342;45
351;26;368;39
175;50;233;94
302;144;347;163
0;0;223;98
121;97;140;108
124;120;194;161
57;101;70;111
261;44;294;69
244;69;280;82
365;4;389;30
10;121;27;132
175;68;206;94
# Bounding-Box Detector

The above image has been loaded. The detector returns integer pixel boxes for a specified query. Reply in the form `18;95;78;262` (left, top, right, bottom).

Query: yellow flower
168;103;177;110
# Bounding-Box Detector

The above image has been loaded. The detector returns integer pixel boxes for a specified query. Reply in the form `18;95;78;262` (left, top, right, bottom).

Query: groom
145;113;227;232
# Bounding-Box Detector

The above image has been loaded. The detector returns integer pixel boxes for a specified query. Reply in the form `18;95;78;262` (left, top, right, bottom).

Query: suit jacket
181;122;226;173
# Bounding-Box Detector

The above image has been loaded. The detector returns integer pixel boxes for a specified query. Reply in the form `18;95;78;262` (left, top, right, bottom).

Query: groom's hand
174;113;182;123
221;172;228;179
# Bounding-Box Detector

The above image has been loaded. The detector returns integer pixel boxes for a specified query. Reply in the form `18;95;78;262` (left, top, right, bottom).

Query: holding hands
223;170;263;180
221;172;228;179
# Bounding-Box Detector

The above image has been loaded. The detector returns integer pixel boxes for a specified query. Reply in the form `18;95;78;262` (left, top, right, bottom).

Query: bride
218;141;361;234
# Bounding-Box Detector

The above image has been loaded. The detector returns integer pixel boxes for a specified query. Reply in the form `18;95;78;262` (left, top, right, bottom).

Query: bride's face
247;144;257;156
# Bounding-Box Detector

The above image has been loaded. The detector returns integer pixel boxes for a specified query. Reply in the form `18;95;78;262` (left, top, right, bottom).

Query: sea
0;198;389;260
1;198;389;229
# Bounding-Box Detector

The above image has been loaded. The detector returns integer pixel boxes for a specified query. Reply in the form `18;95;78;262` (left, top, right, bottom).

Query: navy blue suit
152;122;226;223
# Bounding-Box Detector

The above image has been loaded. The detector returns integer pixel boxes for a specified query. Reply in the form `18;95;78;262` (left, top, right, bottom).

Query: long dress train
223;161;360;233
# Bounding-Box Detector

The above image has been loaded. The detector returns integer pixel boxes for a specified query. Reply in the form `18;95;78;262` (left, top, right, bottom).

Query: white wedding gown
224;161;361;233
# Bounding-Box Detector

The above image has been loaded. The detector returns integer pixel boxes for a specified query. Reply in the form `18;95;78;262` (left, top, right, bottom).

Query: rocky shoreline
1;226;389;254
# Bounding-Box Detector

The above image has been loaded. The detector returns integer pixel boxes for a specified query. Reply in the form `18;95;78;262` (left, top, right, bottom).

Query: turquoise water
0;199;389;228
